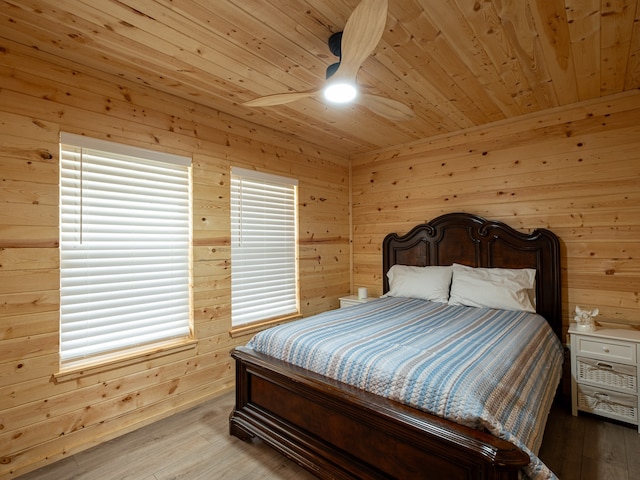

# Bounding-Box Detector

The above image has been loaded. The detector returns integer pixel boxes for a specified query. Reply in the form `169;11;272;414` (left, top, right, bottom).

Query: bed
229;212;563;480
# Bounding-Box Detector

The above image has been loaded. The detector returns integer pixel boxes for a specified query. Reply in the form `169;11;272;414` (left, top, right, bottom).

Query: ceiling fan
243;0;414;121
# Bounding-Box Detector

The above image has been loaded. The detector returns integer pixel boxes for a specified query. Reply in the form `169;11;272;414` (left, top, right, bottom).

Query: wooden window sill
229;313;302;339
54;338;198;383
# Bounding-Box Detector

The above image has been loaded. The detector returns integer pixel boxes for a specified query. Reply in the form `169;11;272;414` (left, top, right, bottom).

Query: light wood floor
16;393;640;480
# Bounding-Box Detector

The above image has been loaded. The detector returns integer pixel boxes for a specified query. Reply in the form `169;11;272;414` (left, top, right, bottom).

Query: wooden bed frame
230;212;561;480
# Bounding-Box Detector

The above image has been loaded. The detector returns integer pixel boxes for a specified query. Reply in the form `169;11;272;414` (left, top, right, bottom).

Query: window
59;133;192;364
231;167;299;327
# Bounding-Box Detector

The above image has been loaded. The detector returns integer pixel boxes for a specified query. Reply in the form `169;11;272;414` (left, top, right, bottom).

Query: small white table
569;322;640;432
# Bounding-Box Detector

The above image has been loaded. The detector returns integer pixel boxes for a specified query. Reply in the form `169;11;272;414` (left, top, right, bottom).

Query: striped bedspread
248;296;564;480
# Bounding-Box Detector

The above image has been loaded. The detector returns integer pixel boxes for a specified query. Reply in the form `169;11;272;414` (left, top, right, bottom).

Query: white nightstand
339;295;376;308
569;322;640;432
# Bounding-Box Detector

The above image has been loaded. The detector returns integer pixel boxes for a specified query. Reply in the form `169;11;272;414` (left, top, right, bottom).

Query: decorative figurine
574;305;599;332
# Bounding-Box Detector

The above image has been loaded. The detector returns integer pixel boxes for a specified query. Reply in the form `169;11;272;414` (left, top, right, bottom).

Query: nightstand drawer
577;384;638;424
575;337;636;364
576;356;637;393
340;298;362;308
339;295;375;308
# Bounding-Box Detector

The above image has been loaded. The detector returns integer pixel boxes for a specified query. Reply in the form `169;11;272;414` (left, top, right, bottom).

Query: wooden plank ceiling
1;0;639;156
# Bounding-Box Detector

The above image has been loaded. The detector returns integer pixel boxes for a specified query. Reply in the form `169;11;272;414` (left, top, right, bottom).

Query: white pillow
385;265;452;303
448;263;536;312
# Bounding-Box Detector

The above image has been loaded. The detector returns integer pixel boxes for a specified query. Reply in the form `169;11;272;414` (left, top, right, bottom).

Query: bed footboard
229;346;529;480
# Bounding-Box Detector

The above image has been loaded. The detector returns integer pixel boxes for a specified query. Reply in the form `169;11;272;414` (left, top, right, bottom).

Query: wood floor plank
581;456;629;480
16;392;639;480
623;425;640;479
15;456;80;480
538;402;585;479
77;428;211;480
585;416;629;466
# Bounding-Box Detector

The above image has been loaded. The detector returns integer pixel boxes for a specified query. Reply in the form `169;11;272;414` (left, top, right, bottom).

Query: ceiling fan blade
243;91;319;107
358;94;414;121
334;0;389;81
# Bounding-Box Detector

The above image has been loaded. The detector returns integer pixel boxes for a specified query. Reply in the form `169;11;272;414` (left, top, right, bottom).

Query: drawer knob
602;347;610;353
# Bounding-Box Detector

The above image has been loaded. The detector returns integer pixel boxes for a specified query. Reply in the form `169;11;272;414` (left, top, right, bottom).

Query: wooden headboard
382;212;562;340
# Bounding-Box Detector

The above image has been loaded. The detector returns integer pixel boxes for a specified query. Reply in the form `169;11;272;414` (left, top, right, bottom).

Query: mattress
248;296;564;479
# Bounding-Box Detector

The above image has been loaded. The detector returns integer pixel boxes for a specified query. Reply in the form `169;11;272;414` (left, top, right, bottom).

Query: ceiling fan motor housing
328;31;343;57
326;32;343;79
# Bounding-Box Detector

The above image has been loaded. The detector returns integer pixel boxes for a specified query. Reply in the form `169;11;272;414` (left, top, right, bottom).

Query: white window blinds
231;167;299;327
59;133;192;362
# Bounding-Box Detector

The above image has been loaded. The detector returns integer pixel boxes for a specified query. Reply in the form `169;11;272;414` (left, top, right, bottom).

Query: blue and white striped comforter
248;296;563;480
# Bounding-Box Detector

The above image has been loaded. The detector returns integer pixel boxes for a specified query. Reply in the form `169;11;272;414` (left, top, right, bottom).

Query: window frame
58;133;194;373
230;167;300;333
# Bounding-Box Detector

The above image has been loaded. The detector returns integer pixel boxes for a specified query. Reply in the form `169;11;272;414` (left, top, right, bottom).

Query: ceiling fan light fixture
323;82;357;103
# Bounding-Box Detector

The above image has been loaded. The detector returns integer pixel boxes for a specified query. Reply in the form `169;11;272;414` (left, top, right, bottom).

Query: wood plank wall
351;90;640;336
0;40;350;478
2;30;639;479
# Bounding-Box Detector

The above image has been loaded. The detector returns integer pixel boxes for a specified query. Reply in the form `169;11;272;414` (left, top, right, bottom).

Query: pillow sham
385;265;452;303
448;263;536;312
